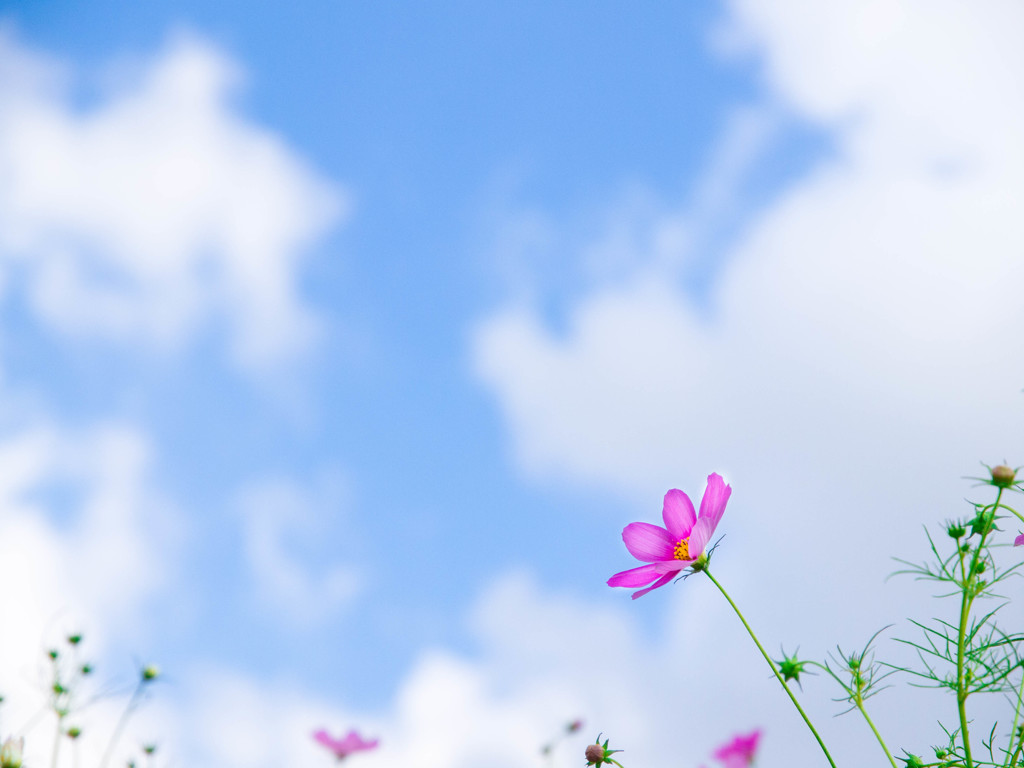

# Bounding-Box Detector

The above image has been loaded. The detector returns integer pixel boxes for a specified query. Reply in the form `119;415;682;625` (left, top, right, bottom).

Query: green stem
956;540;974;768
854;697;898;768
956;489;1003;768
1010;739;1023;768
50;715;62;768
703;568;837;768
98;682;144;768
1005;669;1024;768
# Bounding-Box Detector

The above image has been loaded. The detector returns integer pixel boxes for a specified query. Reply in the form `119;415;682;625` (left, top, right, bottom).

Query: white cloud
470;0;1024;763
0;27;346;371
151;566;1024;768
472;0;1024;505
235;471;360;626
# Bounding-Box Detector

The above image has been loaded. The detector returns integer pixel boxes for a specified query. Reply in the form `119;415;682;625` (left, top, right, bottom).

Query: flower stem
955;488;1002;768
51;715;62;768
1005;665;1024;768
703;568;837;768
98;681;144;768
854;698;898;768
955;539;974;768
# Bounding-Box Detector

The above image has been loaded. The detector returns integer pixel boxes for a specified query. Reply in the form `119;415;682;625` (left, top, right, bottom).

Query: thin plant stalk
50;715;62;768
956;488;1003;768
703;568;838;768
1007;668;1024;768
853;698;898;768
97;681;144;768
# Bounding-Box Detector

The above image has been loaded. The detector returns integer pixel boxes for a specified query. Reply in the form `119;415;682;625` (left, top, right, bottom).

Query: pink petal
698;473;731;530
662;489;696;538
631;572;674;599
622;522;675;562
608;563;661;588
1016;533;1024;547
688;516;715;559
313;730;335;749
652;559;691;575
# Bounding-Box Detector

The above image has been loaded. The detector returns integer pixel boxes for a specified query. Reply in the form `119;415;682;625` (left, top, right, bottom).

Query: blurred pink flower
1015;533;1023;547
313;729;379;761
608;473;731;599
713;729;761;767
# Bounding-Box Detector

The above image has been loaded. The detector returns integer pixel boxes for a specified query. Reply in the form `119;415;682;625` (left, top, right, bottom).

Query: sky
0;1;1022;767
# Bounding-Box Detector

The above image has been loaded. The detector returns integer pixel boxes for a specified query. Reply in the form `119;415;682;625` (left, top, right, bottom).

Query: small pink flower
713;729;761;767
608;473;731;599
1015;533;1024;547
313;729;379;761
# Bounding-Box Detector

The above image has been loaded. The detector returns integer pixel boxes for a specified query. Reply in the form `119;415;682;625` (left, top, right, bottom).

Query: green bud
143;745;156;755
48;649;59;661
934;748;948;759
903;754;925;768
991;465;1017;488
66;727;82;740
946;521;966;539
67;634;82;646
775;650;811;686
141;665;160;682
81;664;93;676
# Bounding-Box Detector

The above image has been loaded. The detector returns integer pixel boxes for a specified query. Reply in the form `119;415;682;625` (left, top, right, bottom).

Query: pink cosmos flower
713;729;761;767
608;473;731;599
1015;533;1024;547
313;729;379;761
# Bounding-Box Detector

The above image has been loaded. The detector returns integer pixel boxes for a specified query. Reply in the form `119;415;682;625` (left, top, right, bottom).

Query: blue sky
2;0;774;690
1;2;1023;768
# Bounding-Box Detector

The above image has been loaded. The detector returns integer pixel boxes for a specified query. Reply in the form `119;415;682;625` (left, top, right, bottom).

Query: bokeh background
0;1;1022;767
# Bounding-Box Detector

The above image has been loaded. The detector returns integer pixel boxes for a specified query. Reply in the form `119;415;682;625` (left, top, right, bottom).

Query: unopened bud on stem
991;465;1017;487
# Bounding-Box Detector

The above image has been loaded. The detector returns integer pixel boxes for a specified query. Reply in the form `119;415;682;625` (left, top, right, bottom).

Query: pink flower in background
713;729;761;767
313;729;379;761
1015;533;1024;547
608;473;731;599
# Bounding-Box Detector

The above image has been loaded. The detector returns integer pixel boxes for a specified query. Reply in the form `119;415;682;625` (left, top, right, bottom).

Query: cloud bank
0;28;345;371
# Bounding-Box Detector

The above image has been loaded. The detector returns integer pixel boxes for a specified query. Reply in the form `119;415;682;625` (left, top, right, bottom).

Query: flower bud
585;736;623;767
66;727;82;740
970;508;995;538
585;744;605;763
946;521;966;539
903;754;924;768
775;652;811;686
0;737;24;768
141;665;160;682
991;465;1017;487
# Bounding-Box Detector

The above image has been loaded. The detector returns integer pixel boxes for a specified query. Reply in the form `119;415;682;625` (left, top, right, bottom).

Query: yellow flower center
673;538;690;560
